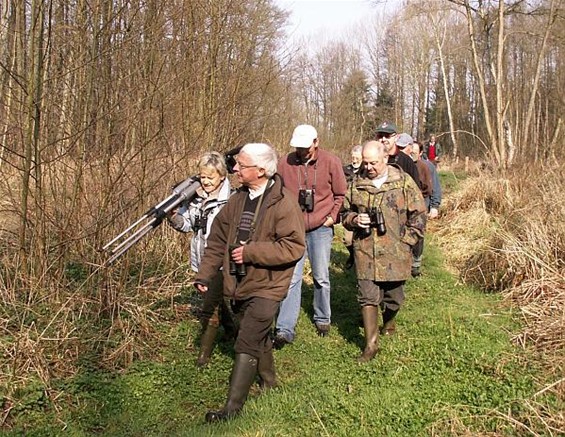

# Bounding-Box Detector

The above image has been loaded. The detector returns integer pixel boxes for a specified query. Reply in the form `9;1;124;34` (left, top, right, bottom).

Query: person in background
424;134;442;166
415;142;442;220
194;143;305;423
273;124;347;347
343;144;363;269
402;141;433;277
167;152;236;367
341;141;427;362
402;139;432;201
375;122;420;187
343;144;363;181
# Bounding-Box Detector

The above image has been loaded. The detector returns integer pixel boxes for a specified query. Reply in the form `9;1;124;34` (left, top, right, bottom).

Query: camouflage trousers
357;280;405;311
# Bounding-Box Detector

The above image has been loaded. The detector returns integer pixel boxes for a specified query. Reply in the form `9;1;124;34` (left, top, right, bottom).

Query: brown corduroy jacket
195;174;305;302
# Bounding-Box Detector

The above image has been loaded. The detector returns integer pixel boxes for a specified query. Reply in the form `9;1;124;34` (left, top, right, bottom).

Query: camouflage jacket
341;165;427;281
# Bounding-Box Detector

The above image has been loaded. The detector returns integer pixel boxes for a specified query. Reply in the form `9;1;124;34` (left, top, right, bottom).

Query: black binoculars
357;206;386;238
229;245;247;277
193;214;208;233
298;189;315;213
368;207;387;235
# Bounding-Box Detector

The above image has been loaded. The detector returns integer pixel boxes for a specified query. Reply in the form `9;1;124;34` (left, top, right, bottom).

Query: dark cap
376;121;398;134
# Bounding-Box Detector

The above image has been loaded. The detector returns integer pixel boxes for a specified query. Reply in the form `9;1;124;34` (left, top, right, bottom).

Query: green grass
438;169;467;193
5;231;557;436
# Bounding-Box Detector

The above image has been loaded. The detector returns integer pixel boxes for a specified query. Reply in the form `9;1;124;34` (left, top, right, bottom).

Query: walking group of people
167;123;443;423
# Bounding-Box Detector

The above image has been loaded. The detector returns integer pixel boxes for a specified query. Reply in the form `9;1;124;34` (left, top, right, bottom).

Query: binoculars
298;189;315;213
229;244;247;277
368;207;387;235
193;214;208;233
358;206;386;238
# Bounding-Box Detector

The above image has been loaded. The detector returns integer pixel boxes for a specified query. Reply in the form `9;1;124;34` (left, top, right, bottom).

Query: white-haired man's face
234;152;262;188
351;151;362;169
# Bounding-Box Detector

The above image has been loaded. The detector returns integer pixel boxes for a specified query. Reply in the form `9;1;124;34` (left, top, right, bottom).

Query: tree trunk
432;15;458;157
522;0;557;153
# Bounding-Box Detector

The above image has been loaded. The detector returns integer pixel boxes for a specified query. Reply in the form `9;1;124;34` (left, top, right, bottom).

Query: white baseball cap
290;124;318;149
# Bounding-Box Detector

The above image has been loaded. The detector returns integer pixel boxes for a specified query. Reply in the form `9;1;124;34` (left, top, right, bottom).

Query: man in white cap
273;124;347;347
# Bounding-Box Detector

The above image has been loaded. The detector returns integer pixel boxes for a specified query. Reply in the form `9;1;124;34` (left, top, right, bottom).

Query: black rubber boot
257;349;277;390
358;305;379;363
205;353;258;423
380;307;398;336
196;323;218;367
345;245;355;270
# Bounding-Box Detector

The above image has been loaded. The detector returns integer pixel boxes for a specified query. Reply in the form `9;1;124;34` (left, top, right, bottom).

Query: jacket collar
355;165;404;191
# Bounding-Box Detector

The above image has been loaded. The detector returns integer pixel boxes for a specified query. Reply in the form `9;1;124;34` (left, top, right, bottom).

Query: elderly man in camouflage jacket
341;140;427;362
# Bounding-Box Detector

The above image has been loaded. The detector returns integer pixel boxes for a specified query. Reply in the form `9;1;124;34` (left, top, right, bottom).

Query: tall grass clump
0;154;199;427
435;161;565;432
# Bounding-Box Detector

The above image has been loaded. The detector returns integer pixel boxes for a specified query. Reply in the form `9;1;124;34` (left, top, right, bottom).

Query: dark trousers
231;297;279;359
201;271;233;329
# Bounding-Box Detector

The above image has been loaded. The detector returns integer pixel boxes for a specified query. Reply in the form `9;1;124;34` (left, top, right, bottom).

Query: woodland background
1;0;564;432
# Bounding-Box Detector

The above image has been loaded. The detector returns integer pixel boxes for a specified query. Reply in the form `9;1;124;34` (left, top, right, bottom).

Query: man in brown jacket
195;143;305;423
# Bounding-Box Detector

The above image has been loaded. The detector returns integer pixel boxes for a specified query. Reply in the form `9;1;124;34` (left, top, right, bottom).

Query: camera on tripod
229;244;247;277
298;189;315;212
103;147;245;265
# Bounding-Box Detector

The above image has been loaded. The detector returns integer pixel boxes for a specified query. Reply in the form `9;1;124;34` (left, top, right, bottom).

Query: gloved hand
428;208;439;219
167;212;185;229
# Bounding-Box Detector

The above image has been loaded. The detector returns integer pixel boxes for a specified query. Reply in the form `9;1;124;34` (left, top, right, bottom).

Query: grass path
14;230;552;436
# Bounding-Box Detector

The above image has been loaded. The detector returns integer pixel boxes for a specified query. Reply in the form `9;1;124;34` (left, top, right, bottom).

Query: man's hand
355;213;371;228
167;212;184;228
194;282;208;294
323;215;334;227
231;244;245;264
428;208;439;219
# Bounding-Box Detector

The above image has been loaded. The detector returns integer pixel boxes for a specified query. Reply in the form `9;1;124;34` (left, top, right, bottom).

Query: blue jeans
275;225;333;341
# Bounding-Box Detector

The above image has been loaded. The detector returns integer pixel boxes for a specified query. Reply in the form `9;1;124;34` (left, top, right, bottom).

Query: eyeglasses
376;132;396;140
235;160;258;170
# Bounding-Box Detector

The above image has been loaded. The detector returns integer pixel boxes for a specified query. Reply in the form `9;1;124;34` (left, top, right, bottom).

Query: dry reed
0;154;199;426
434;161;565;433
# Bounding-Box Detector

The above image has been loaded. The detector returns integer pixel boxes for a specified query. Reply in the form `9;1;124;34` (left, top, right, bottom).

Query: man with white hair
343;144;363;269
273;124;347;347
195;143;305;422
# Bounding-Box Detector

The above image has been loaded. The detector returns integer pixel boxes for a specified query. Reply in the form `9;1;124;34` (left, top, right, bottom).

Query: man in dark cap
375;122;420;187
